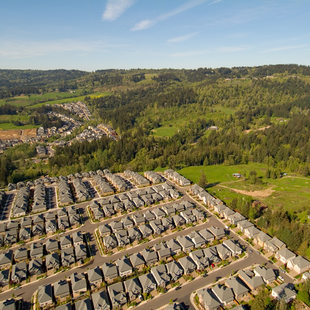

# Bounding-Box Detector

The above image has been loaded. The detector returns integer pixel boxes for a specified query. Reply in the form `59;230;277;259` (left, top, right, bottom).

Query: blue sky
0;0;309;70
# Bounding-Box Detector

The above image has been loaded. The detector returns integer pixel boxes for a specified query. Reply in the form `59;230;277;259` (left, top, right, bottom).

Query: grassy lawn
0;123;39;130
178;163;310;218
0;114;30;123
178;163;266;184
152;125;179;137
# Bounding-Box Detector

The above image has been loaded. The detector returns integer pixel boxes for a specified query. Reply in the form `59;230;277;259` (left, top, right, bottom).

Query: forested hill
2;64;310;98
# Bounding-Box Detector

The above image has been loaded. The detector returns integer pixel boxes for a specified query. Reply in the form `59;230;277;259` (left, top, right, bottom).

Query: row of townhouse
104;170;132;192
164;170;191;186
89;183;181;221
197;265;279;310
0;206;80;246
0;232;88;286
143;171;166;184
98;205;206;250
123;170;150;187
189;184;310;276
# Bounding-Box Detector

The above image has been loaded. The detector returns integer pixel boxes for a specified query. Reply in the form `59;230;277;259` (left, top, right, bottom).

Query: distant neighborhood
0;101;118;156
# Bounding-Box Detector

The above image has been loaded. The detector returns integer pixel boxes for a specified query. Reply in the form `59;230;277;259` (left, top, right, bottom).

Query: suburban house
115;257;133;277
166;261;184;282
211;284;234;306
138;273;157;294
238;270;264;290
253;266;276;284
92;290;111;310
225;277;249;299
276;248;296;265
217;244;232;260
87;266;103;289
178;256;196;274
287;256;310;274
107;282;127;308
70;272;88;298
37;284;54;309
101;263;119;283
197;288;221;310
53;280;71;302
129;253;145;270
222;239;243;256
208;226;225;240
271;283;296;303
124;277;142;301
151;265;171;287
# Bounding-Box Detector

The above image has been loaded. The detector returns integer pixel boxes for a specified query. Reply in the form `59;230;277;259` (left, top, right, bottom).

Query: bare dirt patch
0;128;37;141
219;184;275;198
244;125;271;134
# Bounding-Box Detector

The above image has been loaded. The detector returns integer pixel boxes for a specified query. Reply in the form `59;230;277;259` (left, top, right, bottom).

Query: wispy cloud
167;32;198;43
262;44;307;53
102;0;135;21
131;0;219;31
0;39;115;59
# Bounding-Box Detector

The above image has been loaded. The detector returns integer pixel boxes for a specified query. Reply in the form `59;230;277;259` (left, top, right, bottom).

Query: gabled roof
124;277;142;297
37;284;53;305
289;256;310;271
75;298;93;310
129;253;145;268
53;280;70;298
197;288;221;310
225;277;249;297
87;266;103;284
70;272;87;292
92;290;110;310
211;284;234;304
277;248;296;261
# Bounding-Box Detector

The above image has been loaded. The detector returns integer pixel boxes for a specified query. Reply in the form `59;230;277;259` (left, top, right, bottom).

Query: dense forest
1;64;310;259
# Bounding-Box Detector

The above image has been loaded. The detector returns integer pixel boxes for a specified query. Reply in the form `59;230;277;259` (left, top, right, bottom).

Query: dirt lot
0;128;37;141
219;184;275;198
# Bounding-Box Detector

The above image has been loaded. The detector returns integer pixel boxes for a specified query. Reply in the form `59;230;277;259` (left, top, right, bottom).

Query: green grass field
0;90;111;109
178;163;266;184
0;123;39;130
152;125;179;137
28;91;111;108
178;163;310;218
0;91;86;107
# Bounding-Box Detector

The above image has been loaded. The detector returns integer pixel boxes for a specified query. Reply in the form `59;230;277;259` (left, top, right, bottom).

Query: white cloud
167;32;198;43
102;0;135;21
131;0;216;31
0;39;111;59
131;19;154;31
